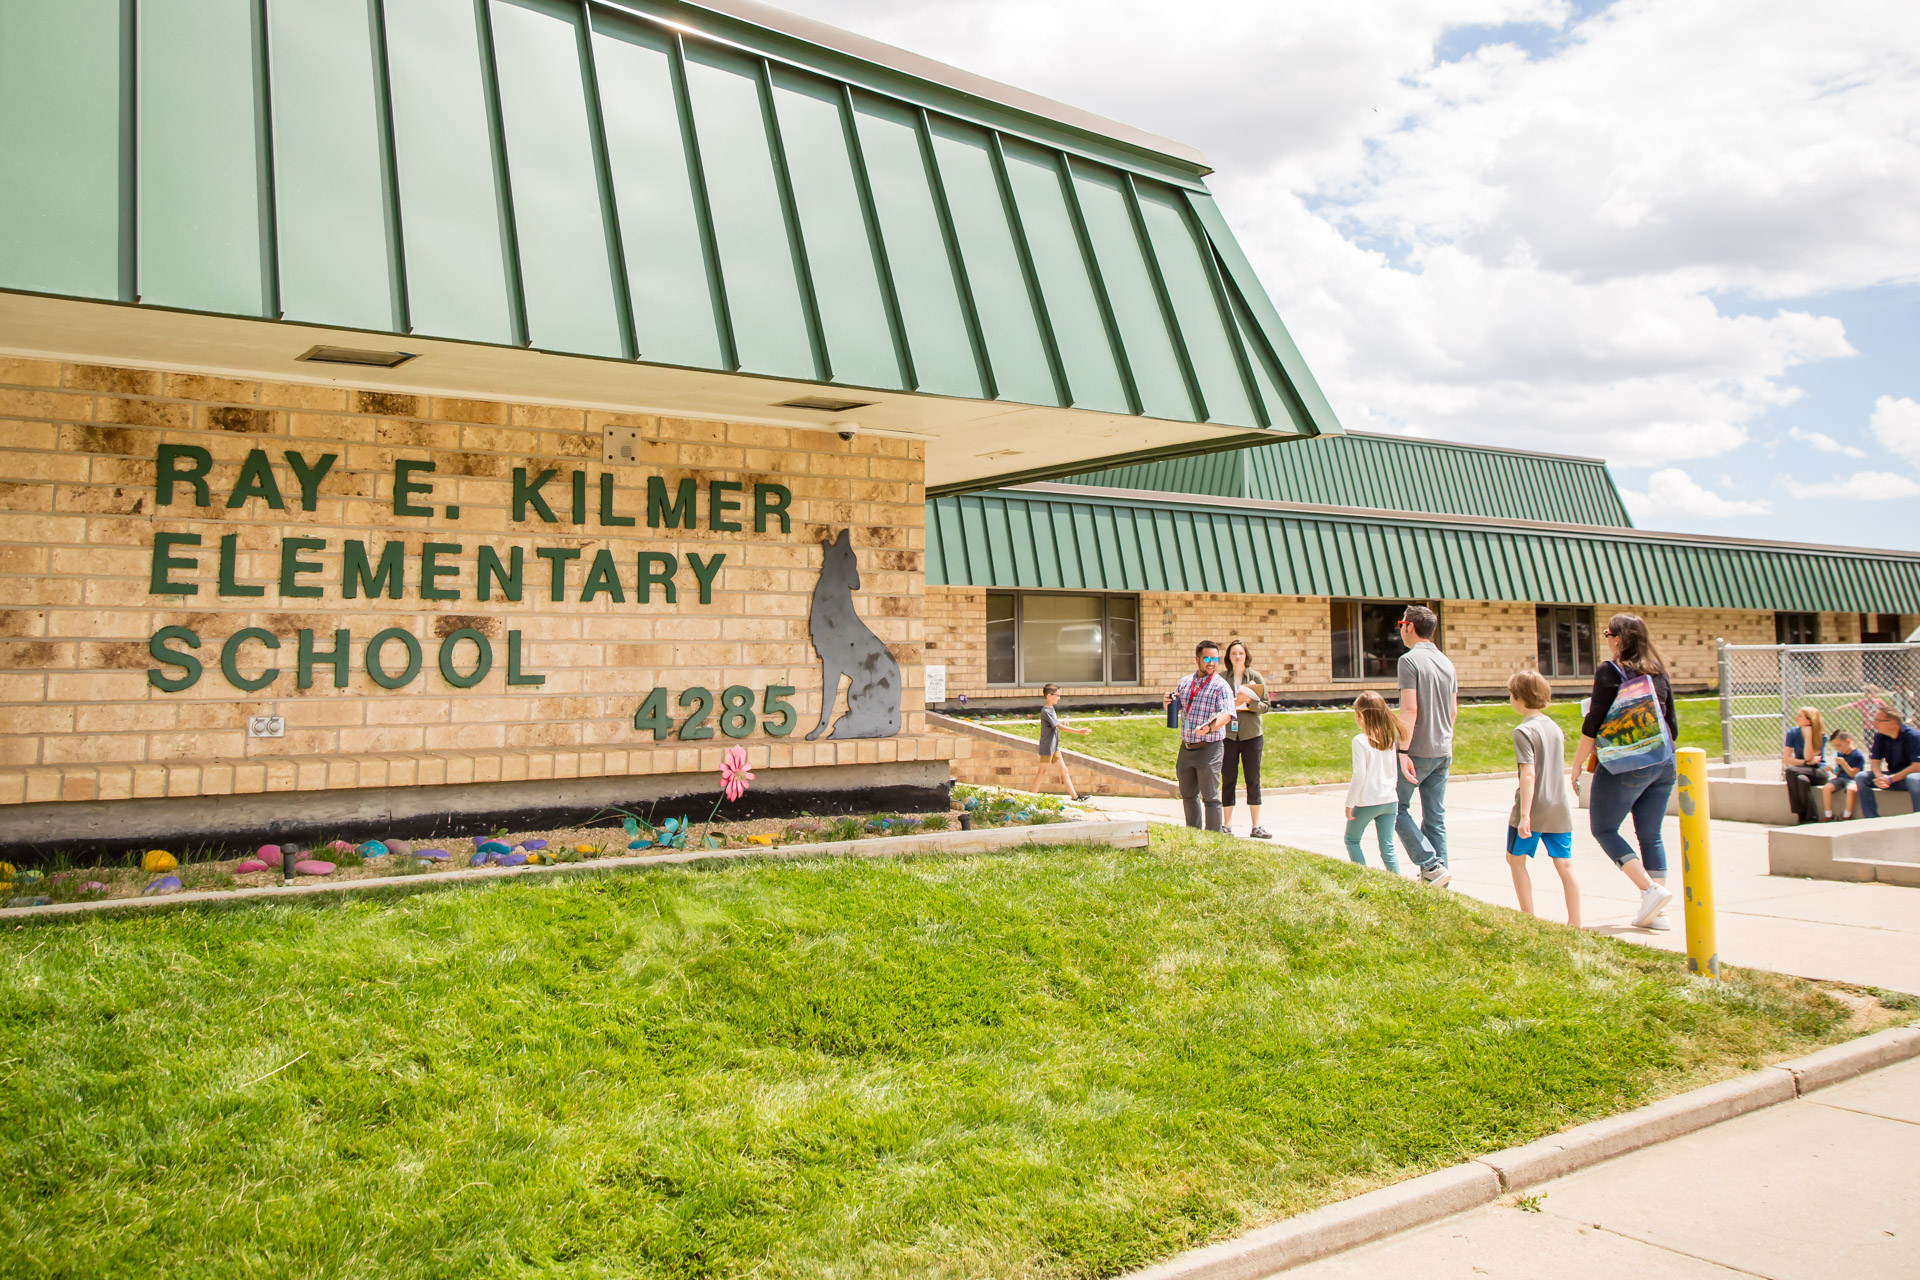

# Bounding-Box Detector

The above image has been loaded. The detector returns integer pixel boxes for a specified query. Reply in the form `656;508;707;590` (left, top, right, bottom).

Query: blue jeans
1855;772;1920;818
1395;754;1449;871
1589;760;1676;876
1345;802;1401;872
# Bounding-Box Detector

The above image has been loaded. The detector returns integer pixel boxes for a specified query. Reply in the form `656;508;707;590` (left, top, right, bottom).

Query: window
984;591;1141;685
1860;613;1901;644
1536;606;1597;678
1776;612;1819;646
1331;600;1441;680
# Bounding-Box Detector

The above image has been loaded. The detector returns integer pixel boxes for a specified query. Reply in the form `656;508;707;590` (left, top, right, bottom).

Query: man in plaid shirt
1162;639;1238;831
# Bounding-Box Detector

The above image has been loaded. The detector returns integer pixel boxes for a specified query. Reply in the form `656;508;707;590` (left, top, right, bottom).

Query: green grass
1002;698;1727;787
0;828;1862;1279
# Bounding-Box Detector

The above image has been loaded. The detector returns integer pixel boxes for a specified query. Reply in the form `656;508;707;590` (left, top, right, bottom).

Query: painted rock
477;840;512;856
143;876;183;895
257;844;281;860
746;834;774;846
626;839;653;850
357;840;389;858
385;839;412;857
963;797;978;810
292;859;335;877
80;881;108;895
330;840;355;853
469;852;490;866
414;848;449;862
520;838;548;851
142;849;177;873
235;859;271;874
16;869;44;886
494;852;528;867
8;895;52;907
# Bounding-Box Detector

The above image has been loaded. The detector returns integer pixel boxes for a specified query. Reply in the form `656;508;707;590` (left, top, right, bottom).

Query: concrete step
1769;811;1920;884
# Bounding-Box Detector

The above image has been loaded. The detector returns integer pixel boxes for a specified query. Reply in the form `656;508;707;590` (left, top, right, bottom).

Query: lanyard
1181;675;1212;739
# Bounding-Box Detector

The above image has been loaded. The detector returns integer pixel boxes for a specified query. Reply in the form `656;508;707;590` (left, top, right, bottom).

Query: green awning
926;488;1920;613
0;0;1339;460
1068;432;1636;528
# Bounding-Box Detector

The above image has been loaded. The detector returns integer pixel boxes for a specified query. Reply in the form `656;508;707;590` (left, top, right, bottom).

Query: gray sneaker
1419;863;1452;888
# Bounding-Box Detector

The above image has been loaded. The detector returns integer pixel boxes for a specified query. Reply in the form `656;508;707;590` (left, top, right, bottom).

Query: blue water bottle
1165;691;1180;730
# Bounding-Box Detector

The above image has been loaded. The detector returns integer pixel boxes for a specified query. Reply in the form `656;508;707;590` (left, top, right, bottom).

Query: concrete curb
1126;1023;1920;1279
2;818;1150;922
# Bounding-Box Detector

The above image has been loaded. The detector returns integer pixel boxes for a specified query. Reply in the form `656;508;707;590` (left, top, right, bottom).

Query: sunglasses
1199;656;1219;664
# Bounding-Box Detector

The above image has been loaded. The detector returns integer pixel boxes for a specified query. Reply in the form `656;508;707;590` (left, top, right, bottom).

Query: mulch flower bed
1;783;1080;907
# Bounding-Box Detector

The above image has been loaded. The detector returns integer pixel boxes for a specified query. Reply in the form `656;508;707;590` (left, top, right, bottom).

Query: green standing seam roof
1070;432;1635;528
0;0;1340;439
925;490;1920;614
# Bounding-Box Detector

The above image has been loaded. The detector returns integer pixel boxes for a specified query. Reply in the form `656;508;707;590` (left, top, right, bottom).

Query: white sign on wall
923;664;947;705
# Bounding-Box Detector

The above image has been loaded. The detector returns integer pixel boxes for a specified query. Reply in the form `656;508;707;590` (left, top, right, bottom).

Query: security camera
833;420;859;441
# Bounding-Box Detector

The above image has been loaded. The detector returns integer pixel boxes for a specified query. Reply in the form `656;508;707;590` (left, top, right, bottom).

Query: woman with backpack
1568;613;1676;931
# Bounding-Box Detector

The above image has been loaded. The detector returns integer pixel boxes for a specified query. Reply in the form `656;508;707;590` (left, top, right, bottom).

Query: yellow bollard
1675;747;1721;979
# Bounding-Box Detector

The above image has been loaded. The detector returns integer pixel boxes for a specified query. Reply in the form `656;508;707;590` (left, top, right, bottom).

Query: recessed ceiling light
776;395;875;413
295;344;418;368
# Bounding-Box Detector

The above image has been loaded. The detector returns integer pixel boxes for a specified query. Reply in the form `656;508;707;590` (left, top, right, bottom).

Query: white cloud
1869;395;1920;468
1787;427;1865;458
1782;471;1920;501
1619;468;1772;520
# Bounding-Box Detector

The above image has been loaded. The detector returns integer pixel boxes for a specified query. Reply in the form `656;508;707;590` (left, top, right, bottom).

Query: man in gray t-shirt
1394;605;1457;883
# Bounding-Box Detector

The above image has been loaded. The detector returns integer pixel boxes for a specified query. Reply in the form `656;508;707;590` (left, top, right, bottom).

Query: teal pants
1345;803;1401;872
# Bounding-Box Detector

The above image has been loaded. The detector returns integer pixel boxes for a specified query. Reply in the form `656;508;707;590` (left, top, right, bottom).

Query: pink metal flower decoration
720;745;755;803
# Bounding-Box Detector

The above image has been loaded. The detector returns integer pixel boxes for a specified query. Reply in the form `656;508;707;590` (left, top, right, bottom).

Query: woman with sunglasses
1568;613;1677;930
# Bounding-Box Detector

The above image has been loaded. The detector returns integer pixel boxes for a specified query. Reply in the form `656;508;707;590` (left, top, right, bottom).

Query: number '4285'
633;685;796;740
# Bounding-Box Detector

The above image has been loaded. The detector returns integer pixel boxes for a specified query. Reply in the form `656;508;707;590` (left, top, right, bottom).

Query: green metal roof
1069;432;1634;527
0;0;1339;438
926;489;1920;613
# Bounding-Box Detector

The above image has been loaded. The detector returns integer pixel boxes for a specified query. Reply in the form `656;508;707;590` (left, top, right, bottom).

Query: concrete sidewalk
1081;775;1920;1277
1085;775;1920;995
1287;1056;1920;1280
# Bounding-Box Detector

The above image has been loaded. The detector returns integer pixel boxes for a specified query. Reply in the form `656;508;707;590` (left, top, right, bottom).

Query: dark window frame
1536;605;1597;678
984;590;1142;687
1330;599;1444;681
1776;612;1819;646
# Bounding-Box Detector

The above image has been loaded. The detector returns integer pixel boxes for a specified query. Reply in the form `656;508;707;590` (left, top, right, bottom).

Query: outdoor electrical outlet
247;716;285;738
603;426;643;463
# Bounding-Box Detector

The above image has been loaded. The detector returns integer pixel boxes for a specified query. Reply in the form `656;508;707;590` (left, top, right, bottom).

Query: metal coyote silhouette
806;528;901;741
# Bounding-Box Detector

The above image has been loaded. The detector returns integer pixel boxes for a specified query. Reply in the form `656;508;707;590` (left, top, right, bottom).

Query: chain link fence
1716;641;1920;762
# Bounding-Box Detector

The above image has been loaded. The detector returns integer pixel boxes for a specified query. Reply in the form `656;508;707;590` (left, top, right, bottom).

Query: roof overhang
0;0;1341;492
0;290;1281;492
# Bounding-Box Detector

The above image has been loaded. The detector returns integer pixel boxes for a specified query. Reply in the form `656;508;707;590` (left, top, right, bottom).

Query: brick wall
0;358;946;806
928;585;1805;704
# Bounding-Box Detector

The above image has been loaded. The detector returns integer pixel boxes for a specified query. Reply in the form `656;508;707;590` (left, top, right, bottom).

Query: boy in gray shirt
1504;671;1580;928
1030;683;1091;800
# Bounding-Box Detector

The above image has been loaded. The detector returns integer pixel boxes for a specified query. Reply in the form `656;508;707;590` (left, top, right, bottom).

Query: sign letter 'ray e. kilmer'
806;529;901;740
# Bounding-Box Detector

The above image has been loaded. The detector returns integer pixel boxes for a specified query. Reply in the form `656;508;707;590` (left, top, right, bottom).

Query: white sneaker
1644;915;1672;931
1633;883;1674;928
1420;863;1452;888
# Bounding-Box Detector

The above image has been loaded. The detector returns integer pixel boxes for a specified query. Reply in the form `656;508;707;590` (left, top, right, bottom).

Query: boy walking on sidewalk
1030;684;1091;800
1504;671;1581;928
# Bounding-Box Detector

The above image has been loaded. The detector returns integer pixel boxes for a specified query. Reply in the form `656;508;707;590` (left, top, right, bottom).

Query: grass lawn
0;827;1871;1279
999;698;1727;788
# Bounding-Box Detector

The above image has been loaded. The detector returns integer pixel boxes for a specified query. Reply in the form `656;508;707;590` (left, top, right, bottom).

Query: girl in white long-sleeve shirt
1344;692;1402;872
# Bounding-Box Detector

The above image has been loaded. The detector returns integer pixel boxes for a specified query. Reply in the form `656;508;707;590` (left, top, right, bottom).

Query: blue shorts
1507;826;1572;859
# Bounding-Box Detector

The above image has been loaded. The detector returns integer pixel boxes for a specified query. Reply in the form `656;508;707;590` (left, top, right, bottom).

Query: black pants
1784;764;1829;822
1222;735;1264;807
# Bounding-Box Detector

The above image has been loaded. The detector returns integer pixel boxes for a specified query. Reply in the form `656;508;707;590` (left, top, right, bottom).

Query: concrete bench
1577;762;1751;817
1769;812;1920;885
1578;764;1912;825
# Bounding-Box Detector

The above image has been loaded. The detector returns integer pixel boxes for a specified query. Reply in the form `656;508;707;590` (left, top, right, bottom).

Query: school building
0;0;1343;851
924;432;1920;709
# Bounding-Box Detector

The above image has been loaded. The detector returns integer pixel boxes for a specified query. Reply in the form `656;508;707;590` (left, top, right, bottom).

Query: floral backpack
1595;660;1675;773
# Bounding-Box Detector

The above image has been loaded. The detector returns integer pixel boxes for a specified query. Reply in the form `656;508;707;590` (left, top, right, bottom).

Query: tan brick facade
0;359;946;807
926;584;1882;704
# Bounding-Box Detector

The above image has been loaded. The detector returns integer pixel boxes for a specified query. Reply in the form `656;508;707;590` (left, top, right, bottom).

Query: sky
769;0;1920;549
